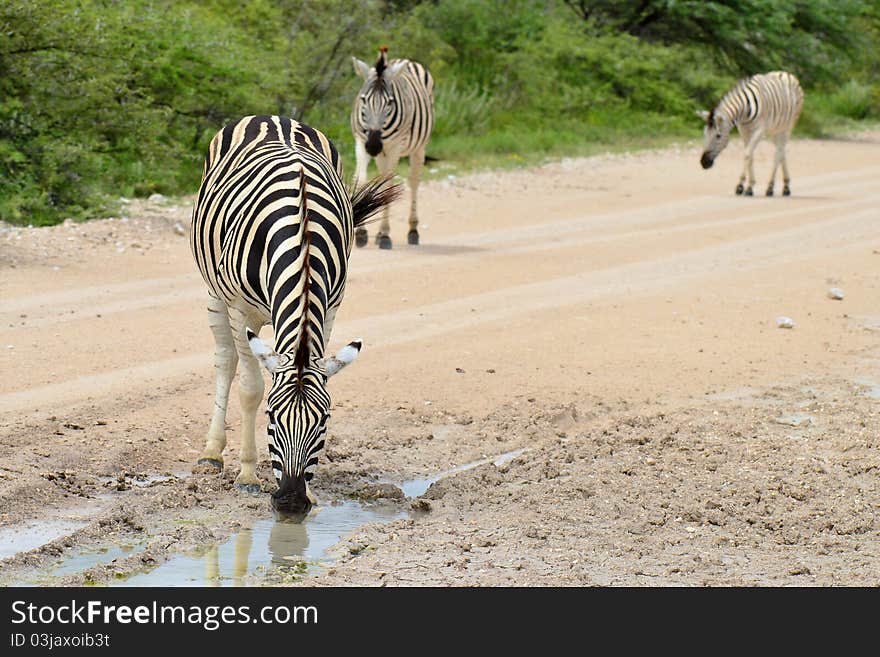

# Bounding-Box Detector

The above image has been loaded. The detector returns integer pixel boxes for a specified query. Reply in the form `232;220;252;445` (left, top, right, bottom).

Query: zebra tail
349;173;404;228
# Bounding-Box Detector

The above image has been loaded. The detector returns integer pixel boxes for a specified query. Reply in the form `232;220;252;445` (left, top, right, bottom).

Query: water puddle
51;544;145;577
0;520;88;561
399;448;527;498
114;500;405;587
7;543;146;586
7;449;526;586
853;378;880;400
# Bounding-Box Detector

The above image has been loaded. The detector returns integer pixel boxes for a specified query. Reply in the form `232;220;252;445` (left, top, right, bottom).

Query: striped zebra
351;46;434;249
190;115;400;517
699;71;804;196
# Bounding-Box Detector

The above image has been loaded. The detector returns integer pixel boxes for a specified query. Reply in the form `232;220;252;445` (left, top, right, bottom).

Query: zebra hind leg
783;180;791;196
407;147;425;246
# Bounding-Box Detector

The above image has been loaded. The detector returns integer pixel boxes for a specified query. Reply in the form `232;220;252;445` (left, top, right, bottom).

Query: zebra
351;46;434;249
190;115;400;517
698;71;804;196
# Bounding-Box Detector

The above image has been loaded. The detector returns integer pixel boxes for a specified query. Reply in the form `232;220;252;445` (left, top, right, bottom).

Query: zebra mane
293;167;313;379
375;46;389;76
372;46;390;91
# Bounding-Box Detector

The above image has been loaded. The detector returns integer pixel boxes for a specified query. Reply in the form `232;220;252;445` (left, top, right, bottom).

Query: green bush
1;0;877;225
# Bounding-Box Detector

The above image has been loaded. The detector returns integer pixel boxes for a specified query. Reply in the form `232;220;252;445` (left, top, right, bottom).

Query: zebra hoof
196;458;223;472
766;187;774;197
744;187;754;196
235;482;262;494
355;228;368;248
782;186;791;196
377;235;392;250
407;230;419;245
735;184;744;195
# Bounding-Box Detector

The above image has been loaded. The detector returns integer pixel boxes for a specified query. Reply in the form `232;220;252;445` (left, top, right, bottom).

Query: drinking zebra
351;46;434;249
190;115;400;517
698;71;804;196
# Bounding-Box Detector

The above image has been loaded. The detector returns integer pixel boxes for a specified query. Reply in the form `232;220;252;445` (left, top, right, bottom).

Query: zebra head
352;47;408;157
698;109;733;169
247;329;363;518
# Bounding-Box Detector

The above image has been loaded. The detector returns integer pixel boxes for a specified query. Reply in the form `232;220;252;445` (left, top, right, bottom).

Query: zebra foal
699;71;804;196
351;46;434;249
190;115;400;517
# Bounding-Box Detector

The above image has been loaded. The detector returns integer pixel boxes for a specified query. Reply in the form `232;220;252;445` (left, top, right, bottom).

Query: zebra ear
696;110;710;123
383;60;408;83
319;339;363;378
247;328;280;374
352;57;372;79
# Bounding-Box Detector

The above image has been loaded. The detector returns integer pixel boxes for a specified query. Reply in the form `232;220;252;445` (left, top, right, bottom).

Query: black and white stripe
699;71;804;196
350;46;434;248
191;115;399;515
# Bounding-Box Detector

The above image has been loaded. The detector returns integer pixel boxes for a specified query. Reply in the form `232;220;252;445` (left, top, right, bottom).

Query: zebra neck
269;286;326;369
717;83;756;127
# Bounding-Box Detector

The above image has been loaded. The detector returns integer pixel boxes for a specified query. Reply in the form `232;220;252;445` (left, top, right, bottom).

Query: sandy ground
0;135;878;586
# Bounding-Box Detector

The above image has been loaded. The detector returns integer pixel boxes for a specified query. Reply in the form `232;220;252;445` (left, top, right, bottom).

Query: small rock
774;415;813;428
148;193;166;203
776;316;795;329
827;287;844;300
173;223;186;236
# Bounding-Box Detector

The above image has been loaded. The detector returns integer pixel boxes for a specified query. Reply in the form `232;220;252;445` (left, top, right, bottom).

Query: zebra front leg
353;139;370;248
780;134;792;196
230;310;265;493
407;147;425;245
196;296;238;472
743;130;763;196
375;152;400;250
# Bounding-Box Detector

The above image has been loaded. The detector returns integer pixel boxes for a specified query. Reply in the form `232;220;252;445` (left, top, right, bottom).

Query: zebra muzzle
700;153;715;170
365;130;383;157
272;473;313;518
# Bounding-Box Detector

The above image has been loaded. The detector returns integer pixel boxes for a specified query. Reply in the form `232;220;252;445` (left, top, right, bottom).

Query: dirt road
1;135;878;586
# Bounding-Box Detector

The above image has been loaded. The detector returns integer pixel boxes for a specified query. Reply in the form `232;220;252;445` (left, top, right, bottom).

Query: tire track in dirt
3;199;877;416
2;169;877;330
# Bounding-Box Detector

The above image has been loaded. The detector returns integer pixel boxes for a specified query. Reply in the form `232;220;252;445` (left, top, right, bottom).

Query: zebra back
191;115;352;361
715;71;804;134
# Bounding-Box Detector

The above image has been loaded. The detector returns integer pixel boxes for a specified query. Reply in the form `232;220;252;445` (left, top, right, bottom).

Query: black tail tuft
424;155;440;163
349;174;404;228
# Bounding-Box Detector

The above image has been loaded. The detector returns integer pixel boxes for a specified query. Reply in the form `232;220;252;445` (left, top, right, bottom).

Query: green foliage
560;0;871;86
1;0;878;225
